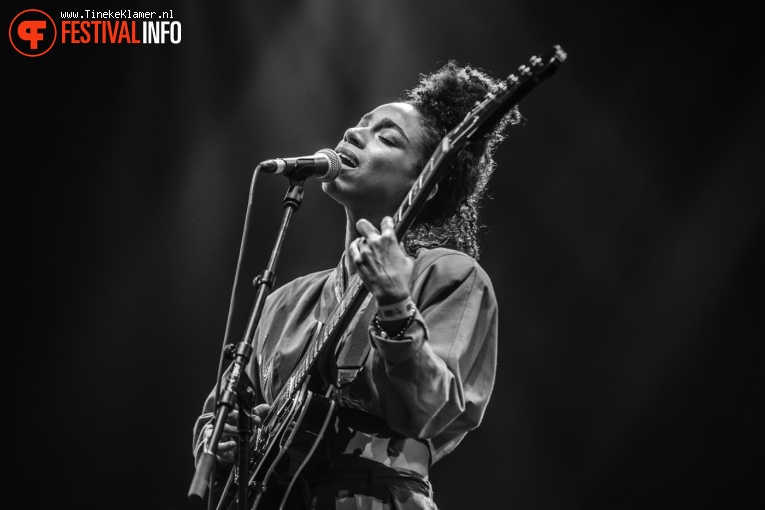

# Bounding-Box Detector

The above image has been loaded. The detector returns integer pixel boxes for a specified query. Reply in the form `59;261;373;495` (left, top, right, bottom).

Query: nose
343;125;364;148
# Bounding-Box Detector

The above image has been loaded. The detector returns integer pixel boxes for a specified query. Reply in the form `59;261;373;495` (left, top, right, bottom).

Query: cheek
369;152;417;181
369;160;414;193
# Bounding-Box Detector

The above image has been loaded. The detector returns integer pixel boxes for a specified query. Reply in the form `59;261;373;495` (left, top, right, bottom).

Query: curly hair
402;61;521;260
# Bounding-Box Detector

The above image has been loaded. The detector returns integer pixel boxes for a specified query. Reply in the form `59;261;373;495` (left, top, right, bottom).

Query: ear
426;183;438;201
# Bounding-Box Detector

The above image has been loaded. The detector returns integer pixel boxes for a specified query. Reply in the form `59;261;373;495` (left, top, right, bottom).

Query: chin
321;179;348;205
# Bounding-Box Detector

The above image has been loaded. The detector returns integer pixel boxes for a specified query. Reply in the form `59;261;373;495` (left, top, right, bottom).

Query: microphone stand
189;176;307;510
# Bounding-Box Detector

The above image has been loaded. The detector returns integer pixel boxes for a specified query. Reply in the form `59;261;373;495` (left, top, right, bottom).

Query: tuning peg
529;55;543;67
518;65;532;77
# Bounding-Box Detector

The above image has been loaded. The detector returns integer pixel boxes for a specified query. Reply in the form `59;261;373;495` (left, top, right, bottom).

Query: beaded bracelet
374;313;416;339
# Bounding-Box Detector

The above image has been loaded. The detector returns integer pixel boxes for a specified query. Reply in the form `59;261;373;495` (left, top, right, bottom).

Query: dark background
6;1;762;508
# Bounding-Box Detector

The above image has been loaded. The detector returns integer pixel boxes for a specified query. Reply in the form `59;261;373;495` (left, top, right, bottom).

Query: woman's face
322;102;426;220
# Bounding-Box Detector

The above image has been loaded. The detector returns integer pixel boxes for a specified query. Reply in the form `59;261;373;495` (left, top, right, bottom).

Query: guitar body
215;380;336;510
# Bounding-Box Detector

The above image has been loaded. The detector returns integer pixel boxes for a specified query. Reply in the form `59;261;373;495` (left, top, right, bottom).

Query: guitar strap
333;292;376;388
331;254;377;388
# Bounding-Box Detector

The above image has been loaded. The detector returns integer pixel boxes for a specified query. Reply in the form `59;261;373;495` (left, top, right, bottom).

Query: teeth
339;153;355;167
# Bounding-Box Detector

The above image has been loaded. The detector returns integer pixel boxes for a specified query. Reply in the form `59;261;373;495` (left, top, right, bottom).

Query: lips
335;146;359;169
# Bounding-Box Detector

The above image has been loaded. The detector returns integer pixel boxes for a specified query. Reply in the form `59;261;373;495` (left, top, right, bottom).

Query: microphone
257;149;341;182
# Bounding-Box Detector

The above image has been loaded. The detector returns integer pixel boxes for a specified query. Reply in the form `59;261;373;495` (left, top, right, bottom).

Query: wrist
376;296;416;321
375;290;411;306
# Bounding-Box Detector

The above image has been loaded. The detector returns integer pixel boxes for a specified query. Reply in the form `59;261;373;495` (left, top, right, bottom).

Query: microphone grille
315;149;341;182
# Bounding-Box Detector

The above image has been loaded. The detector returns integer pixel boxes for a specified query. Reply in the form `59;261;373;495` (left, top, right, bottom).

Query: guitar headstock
508;45;567;85
451;45;567;143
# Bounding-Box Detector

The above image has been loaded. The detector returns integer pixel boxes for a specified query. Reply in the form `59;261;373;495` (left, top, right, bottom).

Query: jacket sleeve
191;388;217;468
368;250;498;461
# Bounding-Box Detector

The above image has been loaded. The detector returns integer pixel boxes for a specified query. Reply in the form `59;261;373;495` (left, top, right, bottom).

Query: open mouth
336;148;358;169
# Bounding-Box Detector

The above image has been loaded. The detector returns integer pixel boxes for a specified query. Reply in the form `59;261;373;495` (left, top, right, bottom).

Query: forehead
362;102;423;136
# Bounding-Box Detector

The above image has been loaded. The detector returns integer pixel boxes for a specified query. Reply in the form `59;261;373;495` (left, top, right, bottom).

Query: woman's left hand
350;216;413;306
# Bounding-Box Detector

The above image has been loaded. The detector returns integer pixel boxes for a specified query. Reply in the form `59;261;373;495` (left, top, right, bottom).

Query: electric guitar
214;45;567;510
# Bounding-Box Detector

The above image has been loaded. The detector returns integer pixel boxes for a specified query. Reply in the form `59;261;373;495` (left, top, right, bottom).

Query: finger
218;439;237;451
253;403;271;426
255;403;271;414
349;238;362;262
381;216;395;237
356;218;381;241
217;440;238;464
350;241;375;281
354;242;377;270
356;236;375;260
222;422;239;435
